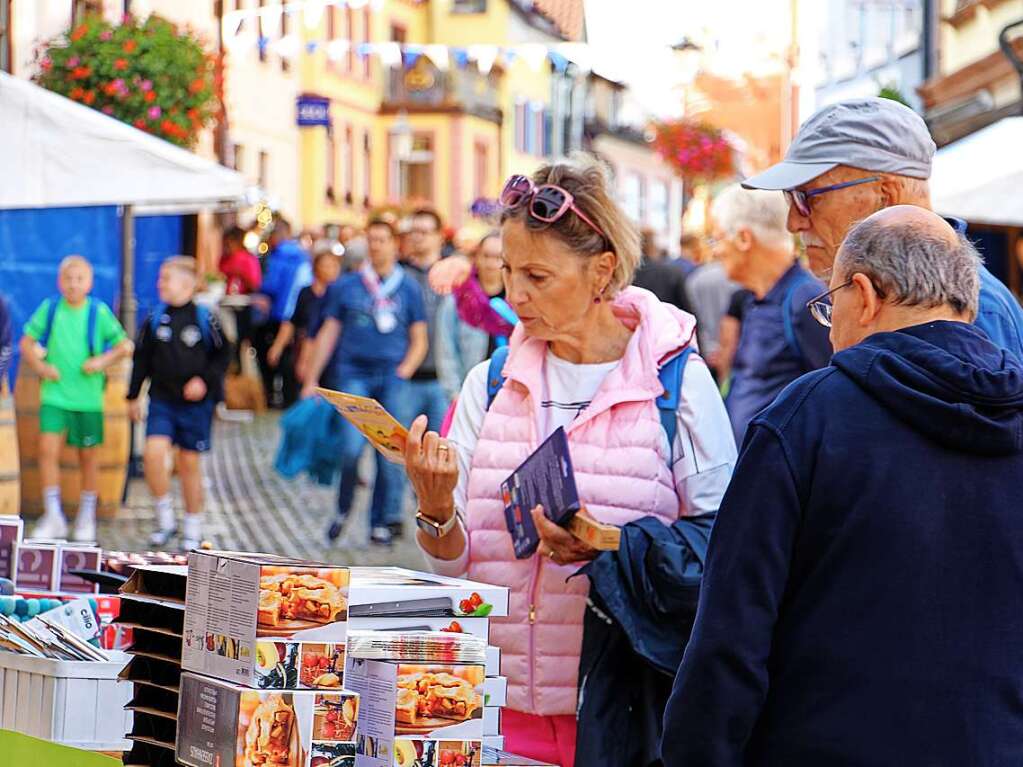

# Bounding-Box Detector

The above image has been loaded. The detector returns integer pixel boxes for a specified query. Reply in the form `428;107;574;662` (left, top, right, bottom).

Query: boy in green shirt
19;255;134;542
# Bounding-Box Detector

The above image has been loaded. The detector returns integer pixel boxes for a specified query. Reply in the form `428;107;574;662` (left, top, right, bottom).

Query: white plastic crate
0;650;132;751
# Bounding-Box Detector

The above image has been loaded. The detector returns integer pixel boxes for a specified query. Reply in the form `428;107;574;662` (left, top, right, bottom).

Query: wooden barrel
15;361;130;519
0;381;18;517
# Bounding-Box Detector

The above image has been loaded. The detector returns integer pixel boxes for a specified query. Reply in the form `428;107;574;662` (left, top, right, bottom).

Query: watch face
416;515;441;538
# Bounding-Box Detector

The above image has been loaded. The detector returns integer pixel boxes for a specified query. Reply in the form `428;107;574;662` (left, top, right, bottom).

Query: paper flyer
316;388;408;465
500;427;581;559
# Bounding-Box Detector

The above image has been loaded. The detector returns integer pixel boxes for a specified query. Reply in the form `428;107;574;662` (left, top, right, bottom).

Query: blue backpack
148;302;214;350
39;296;103;356
485;344;694;466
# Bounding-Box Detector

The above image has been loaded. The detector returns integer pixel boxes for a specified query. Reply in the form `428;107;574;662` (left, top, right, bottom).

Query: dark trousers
253;320;299;409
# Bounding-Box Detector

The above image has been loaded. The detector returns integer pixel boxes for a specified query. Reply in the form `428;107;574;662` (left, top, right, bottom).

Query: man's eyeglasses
785;176;881;218
806;276;887;327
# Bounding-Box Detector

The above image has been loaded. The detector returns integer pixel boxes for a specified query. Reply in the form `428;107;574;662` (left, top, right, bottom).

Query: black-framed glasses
785;176;881;218
806;276;887;327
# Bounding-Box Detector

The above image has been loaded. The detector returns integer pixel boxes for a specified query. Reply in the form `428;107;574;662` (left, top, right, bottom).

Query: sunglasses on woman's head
784;175;881;218
500;174;608;242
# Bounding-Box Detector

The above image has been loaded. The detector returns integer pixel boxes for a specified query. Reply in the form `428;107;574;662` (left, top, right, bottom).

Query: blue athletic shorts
146;398;214;452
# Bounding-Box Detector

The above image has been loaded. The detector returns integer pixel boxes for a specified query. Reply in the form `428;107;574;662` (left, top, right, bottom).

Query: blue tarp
134;214;184;322
0;205;121;388
0;206;185;388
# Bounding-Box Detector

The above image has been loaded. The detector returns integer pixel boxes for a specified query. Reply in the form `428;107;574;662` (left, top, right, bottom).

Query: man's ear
852;272;883;326
878;175;901;207
735;228;755;252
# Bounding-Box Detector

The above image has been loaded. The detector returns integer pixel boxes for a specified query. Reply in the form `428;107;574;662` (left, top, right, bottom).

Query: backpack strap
195;304;214;350
85;298;99;357
149;302;167;335
656;347;693;467
38;296;61;348
485;344;510;409
781;275;815;365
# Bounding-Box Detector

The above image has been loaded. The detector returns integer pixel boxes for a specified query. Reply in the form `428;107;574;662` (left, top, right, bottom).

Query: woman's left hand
533;505;599;566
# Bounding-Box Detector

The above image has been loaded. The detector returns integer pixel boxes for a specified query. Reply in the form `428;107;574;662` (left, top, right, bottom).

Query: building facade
919;0;1023;146
814;0;927;112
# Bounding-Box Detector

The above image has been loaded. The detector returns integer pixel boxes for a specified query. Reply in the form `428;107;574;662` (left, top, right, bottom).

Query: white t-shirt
423;348;738;575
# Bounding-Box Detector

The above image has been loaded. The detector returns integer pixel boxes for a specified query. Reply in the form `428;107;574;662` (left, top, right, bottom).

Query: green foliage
34;13;218;148
878;84;910;107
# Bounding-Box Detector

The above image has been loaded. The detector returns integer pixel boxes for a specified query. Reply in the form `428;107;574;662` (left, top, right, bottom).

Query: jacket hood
832;321;1023;455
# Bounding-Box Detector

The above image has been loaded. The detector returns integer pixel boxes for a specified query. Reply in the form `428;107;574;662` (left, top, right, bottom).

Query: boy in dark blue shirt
303;218;428;546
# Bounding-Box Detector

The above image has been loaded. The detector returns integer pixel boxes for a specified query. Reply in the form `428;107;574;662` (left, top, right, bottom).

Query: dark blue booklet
501;427;581;559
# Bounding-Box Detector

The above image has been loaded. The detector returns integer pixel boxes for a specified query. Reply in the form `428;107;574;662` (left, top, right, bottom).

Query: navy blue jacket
0;294;12;382
663;321;1023;767
725;263;832;445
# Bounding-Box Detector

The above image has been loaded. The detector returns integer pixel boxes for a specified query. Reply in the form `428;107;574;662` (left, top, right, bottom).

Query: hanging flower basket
651;119;736;183
34;13;218;148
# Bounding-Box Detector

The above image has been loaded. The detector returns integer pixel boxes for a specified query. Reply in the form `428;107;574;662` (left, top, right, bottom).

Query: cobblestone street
95;411;427;568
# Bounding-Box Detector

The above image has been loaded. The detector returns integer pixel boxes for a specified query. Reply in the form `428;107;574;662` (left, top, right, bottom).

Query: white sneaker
180;535;202;552
32;513;68;540
70;516;97;543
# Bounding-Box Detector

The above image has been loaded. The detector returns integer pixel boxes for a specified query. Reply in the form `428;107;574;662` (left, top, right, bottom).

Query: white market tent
931;117;1023;227
0;70;247;211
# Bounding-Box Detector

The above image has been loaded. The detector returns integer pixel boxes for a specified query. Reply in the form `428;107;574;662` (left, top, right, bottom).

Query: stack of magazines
347;628;487;664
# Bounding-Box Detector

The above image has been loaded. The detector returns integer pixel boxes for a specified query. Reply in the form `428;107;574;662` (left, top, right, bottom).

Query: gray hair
837;217;981;319
711;184;792;251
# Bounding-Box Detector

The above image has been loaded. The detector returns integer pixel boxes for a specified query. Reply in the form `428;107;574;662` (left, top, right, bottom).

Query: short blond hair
161;256;198;279
502;153;640;296
59;254;93;276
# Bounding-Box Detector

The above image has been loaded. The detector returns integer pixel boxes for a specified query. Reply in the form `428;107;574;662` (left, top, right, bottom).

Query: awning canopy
931;116;1023;227
0;71;248;212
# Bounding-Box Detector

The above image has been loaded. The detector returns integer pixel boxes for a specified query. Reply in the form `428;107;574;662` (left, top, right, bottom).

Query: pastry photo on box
393;739;482;767
182;551;351;690
176;672;360;767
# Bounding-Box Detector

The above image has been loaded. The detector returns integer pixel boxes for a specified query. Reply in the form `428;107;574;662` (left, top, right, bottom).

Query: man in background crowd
401;208;450;438
711;184;832;445
663;207;1023;766
632;228;692;315
303;218;428;547
686;238;741;381
742;96;1023;358
254;218;312;409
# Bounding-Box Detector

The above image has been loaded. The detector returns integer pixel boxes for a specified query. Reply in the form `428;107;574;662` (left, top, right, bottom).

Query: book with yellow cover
316;387;408;465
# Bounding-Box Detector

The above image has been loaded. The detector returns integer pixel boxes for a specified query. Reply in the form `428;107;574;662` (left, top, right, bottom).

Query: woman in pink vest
405;157;737;767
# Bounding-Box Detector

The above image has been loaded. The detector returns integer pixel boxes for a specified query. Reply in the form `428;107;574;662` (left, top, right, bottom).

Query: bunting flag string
221;0;643;77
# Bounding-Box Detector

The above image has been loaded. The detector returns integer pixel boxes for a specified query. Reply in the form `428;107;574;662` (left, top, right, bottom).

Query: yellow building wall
427;0;511;46
501;58;553;179
939;0;1023;74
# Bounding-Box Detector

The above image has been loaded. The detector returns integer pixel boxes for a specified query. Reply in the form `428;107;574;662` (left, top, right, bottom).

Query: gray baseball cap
742;97;936;191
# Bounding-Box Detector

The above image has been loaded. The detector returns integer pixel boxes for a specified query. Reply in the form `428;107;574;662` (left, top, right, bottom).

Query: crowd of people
3;94;1023;767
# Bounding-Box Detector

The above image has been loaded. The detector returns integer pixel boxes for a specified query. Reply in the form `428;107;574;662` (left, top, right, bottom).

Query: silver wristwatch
415;509;459;538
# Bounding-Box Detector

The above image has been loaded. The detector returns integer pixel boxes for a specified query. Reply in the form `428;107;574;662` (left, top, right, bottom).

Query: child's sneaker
180;535;202;552
32;513;68;540
149;526;177;548
370;526;394;547
70;515;97;543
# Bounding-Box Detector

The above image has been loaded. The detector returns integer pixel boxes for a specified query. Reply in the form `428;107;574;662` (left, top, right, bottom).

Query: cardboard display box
482;677;506;709
182;550;351;690
57;544;101;594
344;657;485;767
176;671;360;767
350;615;491;643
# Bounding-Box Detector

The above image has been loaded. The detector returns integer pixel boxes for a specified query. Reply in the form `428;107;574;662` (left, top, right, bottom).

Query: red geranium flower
70;25;89;42
69;87;85;101
188;77;205;94
133;118;147;129
71;66;92;79
144;90;157;103
114;58;128;71
123;39;137;53
83;90;96;105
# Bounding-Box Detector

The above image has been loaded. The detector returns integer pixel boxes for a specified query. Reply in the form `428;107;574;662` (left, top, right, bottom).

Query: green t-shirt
24;297;127;412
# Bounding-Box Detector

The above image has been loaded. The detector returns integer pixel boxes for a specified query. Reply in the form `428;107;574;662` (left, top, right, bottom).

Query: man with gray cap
742;96;1023;358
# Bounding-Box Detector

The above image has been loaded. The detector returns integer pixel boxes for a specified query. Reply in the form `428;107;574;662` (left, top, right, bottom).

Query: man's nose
787;203;809;233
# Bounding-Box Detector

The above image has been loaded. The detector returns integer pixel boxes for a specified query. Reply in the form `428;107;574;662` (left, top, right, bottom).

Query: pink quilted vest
465;287;699;716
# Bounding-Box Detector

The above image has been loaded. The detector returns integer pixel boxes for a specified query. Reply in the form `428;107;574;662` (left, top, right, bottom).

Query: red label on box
16;544;58;591
59;547;101;594
0;518;22;580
